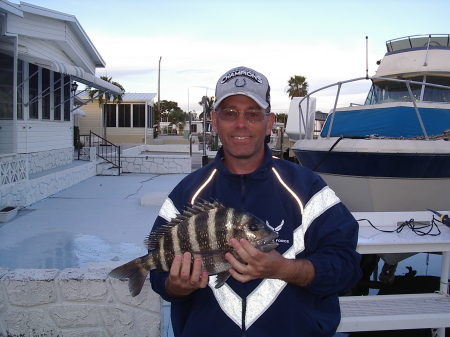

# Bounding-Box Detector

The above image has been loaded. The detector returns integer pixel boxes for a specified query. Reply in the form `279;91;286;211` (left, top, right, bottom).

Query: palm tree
286;75;308;99
198;96;215;121
88;76;125;106
168;107;187;135
87;76;125;140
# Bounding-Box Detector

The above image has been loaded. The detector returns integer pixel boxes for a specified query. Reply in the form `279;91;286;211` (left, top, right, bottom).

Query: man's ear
266;113;276;136
211;111;218;133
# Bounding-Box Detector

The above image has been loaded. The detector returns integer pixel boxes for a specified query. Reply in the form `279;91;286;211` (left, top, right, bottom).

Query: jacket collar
214;144;274;181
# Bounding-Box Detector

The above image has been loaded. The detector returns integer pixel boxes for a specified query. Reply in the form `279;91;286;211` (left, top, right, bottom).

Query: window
17;61;23;119
133;104;145;127
53;72;61;120
119;104;131;127
423;76;450;103
63;75;70;121
148;105;154;128
105;104;116;127
28;64;39;119
0;53;14;119
42;68;50;119
365;79;422;105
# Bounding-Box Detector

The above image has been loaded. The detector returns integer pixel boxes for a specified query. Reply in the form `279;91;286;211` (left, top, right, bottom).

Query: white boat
287;34;450;212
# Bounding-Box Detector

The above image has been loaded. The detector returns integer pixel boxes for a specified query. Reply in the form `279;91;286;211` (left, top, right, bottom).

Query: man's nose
234;111;248;126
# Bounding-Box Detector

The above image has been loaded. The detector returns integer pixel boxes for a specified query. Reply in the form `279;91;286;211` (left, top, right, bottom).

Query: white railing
0;158;28;185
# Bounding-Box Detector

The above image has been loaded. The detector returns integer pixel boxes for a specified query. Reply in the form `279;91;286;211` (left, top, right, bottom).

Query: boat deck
338;293;450;332
337;211;450;335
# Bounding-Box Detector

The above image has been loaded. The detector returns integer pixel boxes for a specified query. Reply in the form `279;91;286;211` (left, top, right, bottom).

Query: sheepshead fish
108;199;278;297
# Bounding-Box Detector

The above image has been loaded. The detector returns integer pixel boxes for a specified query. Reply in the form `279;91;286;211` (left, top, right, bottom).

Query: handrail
405;81;428;139
87;131;121;175
90;131;121;175
297;76;450;140
423;35;431;66
297;77;368;140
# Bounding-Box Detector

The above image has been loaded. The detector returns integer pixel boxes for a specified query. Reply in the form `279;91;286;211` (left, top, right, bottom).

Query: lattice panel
1;159;27;185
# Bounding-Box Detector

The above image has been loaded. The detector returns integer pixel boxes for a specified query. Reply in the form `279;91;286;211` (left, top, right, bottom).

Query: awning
73;108;87;116
18;54;123;95
18;54;85;77
72;73;122;95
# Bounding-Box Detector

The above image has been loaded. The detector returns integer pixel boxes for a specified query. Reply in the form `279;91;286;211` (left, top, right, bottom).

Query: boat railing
297;76;450;141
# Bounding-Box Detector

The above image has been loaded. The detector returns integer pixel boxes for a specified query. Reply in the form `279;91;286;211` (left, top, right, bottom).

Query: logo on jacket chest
266;220;290;244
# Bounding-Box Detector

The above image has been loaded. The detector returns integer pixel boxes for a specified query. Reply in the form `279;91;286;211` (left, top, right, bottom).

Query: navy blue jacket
150;145;361;337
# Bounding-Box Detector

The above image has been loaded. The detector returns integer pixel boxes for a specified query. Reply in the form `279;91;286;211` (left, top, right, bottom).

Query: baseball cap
213;66;270;110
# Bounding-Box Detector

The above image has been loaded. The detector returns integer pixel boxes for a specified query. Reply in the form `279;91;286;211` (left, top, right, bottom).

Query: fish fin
144;222;180;250
215;271;231;288
189;250;233;276
108;255;151;297
193;198;225;210
144;199;226;250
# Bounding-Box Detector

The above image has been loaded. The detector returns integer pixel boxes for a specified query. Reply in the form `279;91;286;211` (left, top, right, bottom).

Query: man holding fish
113;66;362;336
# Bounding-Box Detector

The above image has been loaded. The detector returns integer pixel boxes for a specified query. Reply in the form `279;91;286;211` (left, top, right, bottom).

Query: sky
24;0;450;115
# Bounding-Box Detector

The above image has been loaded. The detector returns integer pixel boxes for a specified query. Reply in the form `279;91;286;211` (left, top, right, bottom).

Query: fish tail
108;255;153;297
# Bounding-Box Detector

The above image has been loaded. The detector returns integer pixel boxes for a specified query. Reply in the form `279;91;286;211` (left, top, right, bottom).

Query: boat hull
317;173;450;212
294;149;450;178
292;138;450;212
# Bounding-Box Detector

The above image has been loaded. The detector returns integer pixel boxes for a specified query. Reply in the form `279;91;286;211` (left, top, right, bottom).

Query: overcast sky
28;0;450;114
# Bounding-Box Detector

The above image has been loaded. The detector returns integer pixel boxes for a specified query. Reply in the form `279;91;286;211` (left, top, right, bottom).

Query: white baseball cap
213;66;270;110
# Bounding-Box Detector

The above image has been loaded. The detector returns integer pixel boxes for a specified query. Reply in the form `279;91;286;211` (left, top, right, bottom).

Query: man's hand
225;238;315;287
165;252;209;298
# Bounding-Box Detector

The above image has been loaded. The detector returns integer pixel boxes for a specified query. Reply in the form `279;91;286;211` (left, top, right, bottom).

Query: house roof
78;92;157;102
18;1;106;67
0;0;123;94
122;93;157;101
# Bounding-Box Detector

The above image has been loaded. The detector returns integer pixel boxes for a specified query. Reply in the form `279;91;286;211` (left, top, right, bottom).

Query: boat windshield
365;76;450;105
386;34;450;53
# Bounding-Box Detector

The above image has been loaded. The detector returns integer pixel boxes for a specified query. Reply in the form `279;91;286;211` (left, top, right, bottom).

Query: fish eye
248;223;259;231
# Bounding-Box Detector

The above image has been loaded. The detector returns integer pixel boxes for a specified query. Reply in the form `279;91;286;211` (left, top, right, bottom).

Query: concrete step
96;162;121;176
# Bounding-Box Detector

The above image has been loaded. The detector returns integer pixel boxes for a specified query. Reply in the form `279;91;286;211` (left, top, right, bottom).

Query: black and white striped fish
108;199;278;297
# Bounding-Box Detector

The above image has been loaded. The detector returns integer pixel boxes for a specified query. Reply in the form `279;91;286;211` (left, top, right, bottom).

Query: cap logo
220;69;263;85
214;66;270;110
235;79;246;87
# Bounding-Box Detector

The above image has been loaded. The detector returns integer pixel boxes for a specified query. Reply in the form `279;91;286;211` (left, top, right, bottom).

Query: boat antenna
365;36;369;79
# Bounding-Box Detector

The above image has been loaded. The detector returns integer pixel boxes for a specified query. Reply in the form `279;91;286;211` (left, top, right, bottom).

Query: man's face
212;95;275;164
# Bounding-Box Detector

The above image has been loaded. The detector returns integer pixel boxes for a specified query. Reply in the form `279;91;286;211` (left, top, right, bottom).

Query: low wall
121;145;191;174
0;161;96;208
18;148;74;175
121;155;191;174
0;267;161;337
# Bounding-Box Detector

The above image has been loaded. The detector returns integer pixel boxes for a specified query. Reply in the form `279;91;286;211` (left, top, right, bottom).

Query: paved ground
0;173;187;270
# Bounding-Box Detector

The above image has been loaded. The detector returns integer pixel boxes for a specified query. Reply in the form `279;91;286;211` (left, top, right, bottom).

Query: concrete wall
19;148;74;174
0;267;161;337
121;155;191;174
0;161;96;208
121;145;191;174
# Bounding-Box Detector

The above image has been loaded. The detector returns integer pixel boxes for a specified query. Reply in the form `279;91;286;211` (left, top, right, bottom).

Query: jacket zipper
240;175;247;336
240;175;246;210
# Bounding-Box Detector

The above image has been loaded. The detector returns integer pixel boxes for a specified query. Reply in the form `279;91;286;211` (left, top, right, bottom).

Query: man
150;66;361;337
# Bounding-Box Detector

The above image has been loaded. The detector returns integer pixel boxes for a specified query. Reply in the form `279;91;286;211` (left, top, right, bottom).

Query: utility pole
202;96;208;166
158;56;161;110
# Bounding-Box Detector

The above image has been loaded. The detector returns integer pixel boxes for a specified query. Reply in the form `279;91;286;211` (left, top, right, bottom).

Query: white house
0;1;122;208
